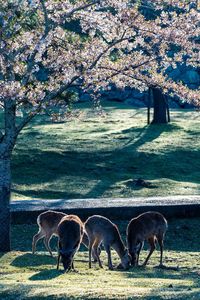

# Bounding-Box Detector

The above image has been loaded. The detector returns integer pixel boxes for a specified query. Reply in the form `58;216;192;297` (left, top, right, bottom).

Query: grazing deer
127;211;168;267
32;210;90;257
57;214;84;272
85;215;131;270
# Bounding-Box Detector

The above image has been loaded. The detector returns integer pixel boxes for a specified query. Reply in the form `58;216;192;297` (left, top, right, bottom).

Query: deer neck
112;236;126;259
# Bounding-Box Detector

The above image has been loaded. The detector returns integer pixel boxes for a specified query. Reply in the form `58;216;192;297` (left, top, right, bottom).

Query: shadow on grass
0;252;5;257
119;265;200;300
12;188;84;200
84;122;199;198
11;253;56;268
29;269;62;281
122;266;184;280
0;286;71;300
11;119;200;201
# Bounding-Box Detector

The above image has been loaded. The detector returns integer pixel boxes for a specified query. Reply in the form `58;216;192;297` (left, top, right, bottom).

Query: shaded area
10;223;89;257
11;118;200;200
11;253;56;268
11;218;200;256
29;269;62;281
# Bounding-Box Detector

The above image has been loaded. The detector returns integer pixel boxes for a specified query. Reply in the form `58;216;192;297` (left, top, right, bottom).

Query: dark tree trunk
0;153;11;252
151;88;170;124
0;99;17;252
147;88;152;124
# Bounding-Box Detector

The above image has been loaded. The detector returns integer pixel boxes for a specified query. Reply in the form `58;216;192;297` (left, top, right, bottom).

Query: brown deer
127;211;168;267
57;214;84;272
85;215;131;270
32;210;90;257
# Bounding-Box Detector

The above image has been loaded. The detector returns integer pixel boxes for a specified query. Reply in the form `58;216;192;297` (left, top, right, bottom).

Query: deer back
38;210;67;234
127;211;168;247
57;215;84;253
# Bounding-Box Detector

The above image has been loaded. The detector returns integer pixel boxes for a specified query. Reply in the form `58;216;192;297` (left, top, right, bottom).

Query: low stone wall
11;195;200;224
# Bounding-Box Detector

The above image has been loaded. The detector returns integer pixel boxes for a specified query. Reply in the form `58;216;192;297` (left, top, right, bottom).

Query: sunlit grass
11;101;200;200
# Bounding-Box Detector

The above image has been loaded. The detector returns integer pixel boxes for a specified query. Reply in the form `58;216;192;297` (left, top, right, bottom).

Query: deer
127;211;168;267
84;215;131;270
32;210;98;259
57;214;84;272
32;210;66;257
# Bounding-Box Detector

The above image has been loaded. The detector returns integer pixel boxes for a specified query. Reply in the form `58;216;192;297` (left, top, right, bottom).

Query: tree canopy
0;1;199;135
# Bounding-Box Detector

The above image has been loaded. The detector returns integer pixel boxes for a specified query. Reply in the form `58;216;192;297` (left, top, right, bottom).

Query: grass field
0;218;200;299
11;101;200;201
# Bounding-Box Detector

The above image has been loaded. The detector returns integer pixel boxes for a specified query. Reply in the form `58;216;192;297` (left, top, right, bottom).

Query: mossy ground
11;101;200;201
1;218;200;299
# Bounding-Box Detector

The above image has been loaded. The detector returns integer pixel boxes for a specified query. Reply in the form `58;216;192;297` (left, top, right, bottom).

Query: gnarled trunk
151;88;170;124
0;153;11;252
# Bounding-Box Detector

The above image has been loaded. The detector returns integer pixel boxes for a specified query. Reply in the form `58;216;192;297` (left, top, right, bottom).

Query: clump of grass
0;218;200;299
11;101;200;201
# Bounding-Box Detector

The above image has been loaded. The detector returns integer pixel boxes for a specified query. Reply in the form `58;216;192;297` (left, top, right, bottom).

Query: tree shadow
29;269;62;281
120;123;181;149
12;188;83;200
120;264;200;300
85;122;189;198
11;253;56;268
11;120;199;200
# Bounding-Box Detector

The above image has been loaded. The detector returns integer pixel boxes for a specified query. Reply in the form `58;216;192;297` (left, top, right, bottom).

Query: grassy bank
11;101;200;200
0;218;200;299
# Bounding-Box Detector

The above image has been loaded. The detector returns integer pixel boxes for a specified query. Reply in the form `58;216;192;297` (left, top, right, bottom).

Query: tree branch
64;0;100;19
22;1;51;86
89;37;130;70
16;75;79;134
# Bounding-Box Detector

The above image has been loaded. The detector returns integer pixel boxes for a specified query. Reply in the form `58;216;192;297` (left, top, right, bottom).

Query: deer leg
157;234;164;267
143;237;156;266
82;232;100;262
57;253;60;270
104;243;113;270
32;230;45;254
136;242;144;266
88;237;94;269
93;239;103;269
43;234;53;257
82;232;89;247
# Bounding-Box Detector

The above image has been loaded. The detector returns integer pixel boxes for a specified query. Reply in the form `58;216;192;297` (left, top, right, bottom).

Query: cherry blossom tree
0;0;101;251
77;0;200;122
0;0;199;251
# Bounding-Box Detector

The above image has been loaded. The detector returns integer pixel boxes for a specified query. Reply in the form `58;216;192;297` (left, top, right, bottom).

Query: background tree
78;0;200;122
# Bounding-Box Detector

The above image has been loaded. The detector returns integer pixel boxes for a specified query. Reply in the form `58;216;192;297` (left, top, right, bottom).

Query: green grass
1;218;200;299
11;101;200;200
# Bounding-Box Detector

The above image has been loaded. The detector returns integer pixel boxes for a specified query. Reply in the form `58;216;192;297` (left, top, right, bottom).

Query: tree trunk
0;154;11;252
151;88;169;124
147;88;152;124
